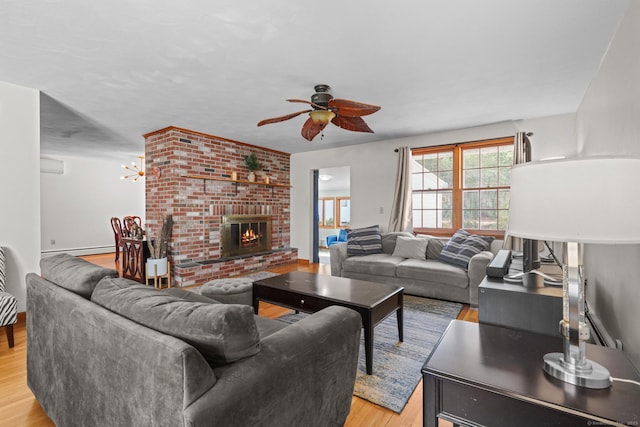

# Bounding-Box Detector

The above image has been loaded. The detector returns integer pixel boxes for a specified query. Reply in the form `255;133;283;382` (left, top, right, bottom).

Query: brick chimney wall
144;126;297;287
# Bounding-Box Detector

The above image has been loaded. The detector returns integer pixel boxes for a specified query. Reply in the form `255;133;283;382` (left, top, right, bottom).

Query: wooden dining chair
110;217;126;262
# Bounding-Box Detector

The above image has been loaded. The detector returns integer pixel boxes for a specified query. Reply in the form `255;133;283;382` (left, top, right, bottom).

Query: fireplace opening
222;215;272;258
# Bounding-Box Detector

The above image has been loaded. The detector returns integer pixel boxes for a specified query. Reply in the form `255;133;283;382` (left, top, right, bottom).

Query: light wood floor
0;253;477;427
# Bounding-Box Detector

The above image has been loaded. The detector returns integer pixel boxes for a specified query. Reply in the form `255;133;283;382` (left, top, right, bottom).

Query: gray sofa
26;254;361;427
330;232;500;306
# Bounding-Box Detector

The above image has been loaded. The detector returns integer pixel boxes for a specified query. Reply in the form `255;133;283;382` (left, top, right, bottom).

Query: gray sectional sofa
26;254;361;427
330;232;500;306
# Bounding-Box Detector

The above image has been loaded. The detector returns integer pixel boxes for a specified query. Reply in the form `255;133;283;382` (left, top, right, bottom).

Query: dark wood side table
422;320;640;427
252;271;403;375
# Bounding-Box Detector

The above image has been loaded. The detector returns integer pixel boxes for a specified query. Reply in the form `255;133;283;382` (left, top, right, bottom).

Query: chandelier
121;155;145;182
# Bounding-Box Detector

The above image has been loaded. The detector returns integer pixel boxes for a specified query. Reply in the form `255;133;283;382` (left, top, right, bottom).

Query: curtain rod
393;132;533;152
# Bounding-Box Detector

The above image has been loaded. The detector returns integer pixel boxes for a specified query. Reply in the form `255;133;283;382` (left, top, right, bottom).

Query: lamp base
543;352;611;389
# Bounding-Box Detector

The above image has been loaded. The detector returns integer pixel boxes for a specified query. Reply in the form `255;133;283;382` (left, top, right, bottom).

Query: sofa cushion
40;253;118;299
342;253;405;277
396;259;469;289
381;232;414;255
91;277;260;365
346;225;384;256
439;229;494;269
391;235;428;260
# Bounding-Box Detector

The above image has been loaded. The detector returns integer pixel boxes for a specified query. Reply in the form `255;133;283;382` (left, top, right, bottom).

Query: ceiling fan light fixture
309;109;336;124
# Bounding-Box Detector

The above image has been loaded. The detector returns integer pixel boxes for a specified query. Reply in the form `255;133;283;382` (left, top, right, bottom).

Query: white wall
576;1;640;367
291;114;576;261
0;82;40;312
41;155;145;255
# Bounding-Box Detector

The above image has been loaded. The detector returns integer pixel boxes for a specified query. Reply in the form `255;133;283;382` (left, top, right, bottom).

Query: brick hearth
144;126;297;287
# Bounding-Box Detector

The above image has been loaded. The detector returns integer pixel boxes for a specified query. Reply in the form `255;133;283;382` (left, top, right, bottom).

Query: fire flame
241;228;261;245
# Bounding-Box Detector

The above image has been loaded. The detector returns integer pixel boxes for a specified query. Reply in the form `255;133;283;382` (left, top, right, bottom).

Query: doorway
313;166;351;264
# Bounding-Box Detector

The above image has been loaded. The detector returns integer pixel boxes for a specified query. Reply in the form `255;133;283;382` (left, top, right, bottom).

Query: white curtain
503;132;531;249
388;147;413;232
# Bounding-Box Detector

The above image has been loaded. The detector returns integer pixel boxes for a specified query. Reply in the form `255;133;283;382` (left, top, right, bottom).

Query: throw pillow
346;225;384;256
439;229;494;269
425;236;445;260
391;235;428;260
91;277;260;365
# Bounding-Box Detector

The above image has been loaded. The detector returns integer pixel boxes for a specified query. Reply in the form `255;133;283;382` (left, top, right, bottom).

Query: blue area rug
277;295;462;413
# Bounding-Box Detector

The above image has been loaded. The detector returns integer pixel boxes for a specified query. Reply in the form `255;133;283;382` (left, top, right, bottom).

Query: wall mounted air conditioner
40;158;64;174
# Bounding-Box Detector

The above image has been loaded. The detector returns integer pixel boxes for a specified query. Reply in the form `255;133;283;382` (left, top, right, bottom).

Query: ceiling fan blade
301;117;327;141
329;99;381;117
331;115;374;133
286;99;327;110
257;109;312;127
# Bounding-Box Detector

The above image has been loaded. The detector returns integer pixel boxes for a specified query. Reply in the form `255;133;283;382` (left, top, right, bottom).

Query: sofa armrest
329;242;348;276
184;305;362;427
467;250;495;306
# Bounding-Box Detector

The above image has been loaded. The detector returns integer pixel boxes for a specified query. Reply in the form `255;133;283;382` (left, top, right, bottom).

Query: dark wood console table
121;238;150;283
422;320;640;427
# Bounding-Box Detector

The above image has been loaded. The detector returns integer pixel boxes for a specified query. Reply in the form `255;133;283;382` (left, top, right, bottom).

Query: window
319;197;350;228
318;197;335;228
412;137;513;238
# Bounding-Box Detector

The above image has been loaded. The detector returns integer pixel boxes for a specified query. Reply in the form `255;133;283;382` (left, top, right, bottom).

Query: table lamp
507;156;640;389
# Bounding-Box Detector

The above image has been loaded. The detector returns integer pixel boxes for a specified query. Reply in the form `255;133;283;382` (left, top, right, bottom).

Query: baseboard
297;258;310;265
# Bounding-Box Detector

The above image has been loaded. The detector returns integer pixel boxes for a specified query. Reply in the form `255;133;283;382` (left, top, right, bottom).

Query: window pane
422;210;437;228
339;199;350;226
463;149;480;169
441;191;452;209
480;147;498;167
438;171;453;189
423;192;436;209
463;169;480;188
325;200;334;227
480;168;498;187
498;210;509;230
480;210;498;230
422;154;438;172
480;189;497;209
412;157;426;173
499;146;513;166
498;166;511;186
438;152;453;171
413;210;422;228
463;190;478;209
412;193;422;209
498;189;510;209
423;172;439;190
412;173;423;190
441;210;453;228
463;210;479;229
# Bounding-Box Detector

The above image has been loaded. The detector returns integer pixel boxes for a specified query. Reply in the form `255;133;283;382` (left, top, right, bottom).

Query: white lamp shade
507;156;640;244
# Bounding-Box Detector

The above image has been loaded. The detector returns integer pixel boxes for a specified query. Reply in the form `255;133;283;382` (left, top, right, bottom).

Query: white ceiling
0;0;629;159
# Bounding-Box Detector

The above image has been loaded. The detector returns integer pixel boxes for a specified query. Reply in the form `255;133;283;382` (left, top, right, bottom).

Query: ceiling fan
257;84;381;141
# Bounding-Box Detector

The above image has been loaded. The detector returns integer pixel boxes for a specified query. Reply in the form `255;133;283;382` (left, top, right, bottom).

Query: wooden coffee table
252;271;404;375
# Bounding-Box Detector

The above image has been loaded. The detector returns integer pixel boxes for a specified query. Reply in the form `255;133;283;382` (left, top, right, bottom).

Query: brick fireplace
144;126;297;287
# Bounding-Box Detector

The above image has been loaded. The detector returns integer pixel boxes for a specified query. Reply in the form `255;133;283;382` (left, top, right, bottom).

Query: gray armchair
0;246;17;348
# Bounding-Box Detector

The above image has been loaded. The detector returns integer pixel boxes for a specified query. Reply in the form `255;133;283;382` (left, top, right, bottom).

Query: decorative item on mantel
231;171;237;181
146;214;173;279
244;153;263;182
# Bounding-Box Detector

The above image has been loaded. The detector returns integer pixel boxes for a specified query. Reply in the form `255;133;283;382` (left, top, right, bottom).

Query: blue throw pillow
347;225;384;256
439;229;494;269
